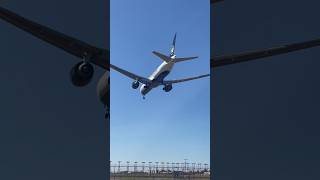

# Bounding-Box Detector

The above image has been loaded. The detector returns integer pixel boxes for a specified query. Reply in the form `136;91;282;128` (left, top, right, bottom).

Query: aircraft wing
211;0;224;4
110;64;151;85
163;74;210;84
0;6;108;70
212;38;320;68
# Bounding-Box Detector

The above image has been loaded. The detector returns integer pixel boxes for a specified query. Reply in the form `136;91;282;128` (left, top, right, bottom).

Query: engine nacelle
70;62;94;87
97;71;109;108
132;80;140;89
163;84;172;92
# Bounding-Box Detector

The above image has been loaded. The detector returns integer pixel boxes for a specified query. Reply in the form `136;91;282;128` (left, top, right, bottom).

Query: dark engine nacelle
97;71;109;108
70;62;94;87
132;80;140;89
163;84;172;92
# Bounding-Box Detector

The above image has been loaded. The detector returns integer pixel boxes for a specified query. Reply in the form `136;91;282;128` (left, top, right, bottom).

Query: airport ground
110;175;210;180
111;177;209;180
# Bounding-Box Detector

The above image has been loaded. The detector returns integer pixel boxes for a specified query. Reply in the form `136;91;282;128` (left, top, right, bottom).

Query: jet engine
163;84;172;92
132;80;140;89
70;62;94;87
97;71;109;108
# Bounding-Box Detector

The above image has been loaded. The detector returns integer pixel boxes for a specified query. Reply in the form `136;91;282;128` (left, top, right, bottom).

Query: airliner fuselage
140;61;175;96
110;33;208;99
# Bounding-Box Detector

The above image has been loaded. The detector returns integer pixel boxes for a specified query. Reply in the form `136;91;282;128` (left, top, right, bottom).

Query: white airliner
110;33;210;99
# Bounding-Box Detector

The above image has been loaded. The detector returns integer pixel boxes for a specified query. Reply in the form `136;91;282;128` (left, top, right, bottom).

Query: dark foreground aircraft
1;1;320;117
210;0;320;68
0;6;110;117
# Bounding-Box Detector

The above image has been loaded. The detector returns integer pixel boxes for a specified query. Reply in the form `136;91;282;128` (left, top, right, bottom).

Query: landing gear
143;96;146;100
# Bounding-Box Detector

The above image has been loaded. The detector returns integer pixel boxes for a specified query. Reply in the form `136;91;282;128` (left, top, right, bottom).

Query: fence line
109;161;210;175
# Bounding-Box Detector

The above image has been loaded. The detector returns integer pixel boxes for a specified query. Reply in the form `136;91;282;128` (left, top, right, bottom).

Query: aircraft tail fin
170;33;177;57
153;33;198;63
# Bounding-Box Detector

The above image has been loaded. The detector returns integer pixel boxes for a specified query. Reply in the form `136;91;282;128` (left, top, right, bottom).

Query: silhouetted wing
212;39;320;68
163;74;210;84
211;0;224;4
0;6;108;69
110;64;151;85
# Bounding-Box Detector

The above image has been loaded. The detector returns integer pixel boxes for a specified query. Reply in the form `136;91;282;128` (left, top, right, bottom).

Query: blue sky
110;0;210;165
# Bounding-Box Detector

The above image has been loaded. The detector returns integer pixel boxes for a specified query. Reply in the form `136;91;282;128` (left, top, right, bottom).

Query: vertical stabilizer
170;33;177;58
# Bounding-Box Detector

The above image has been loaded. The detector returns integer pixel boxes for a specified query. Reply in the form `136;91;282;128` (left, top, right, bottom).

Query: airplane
0;6;110;118
1;0;320;117
210;0;320;67
110;33;210;99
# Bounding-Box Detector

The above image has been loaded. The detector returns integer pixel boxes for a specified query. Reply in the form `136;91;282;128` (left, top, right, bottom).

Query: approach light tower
118;161;121;172
148;162;152;174
155;162;159;173
126;161;130;172
171;162;175;172
142;162;146;172
198;163;202;172
204;163;209;171
134;162;138;172
186;163;190;172
184;159;188;172
192;163;196;173
161;162;164;171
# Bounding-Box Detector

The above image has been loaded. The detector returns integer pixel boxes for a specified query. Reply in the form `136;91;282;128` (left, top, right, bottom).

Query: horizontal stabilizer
173;56;198;63
152;51;171;63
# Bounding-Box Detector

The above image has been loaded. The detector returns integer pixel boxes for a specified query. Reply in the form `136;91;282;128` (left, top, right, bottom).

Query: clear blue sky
110;0;210;165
